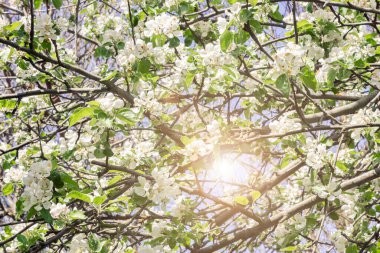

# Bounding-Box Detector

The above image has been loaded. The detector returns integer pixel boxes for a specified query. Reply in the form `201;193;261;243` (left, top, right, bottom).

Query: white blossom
273;42;306;76
305;138;330;170
96;93;125;113
50;203;70;219
269;112;302;134
3;167;25;183
313;181;342;201
68;234;89;253
35;14;57;40
144;14;182;38
21;160;53;211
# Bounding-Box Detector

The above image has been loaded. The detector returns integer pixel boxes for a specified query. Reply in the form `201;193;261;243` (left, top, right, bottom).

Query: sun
210;154;239;182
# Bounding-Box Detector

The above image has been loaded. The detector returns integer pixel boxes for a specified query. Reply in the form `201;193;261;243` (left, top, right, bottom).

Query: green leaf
326;68;336;87
5;21;22;32
249;20;263;33
26;207;37;221
185;72;195;89
235;196;249;206
17;234;28;246
221;65;239;80
269;5;283;21
100;71;118;82
375;46;380;55
41;39;51;52
275;74;289;97
235;30;250;44
354;59;368;68
336;161;348;172
137;59;151;74
94;46;112;58
60;172;80;190
2;183;14;196
346;244;358;253
69;210;87;220
93;195;107;206
169;37;180;48
69;107;95;126
180;136;192;145
251;190;261;202
94;148;106;159
40;208;53;223
49;170;64;189
220;30;234;52
297;20;314;32
88;233;100;252
300;66;318;92
116;114;135;126
280;246;297;252
67;191;92;203
103;147;114;157
329;211;339;220
306;3;313;13
239;9;253;23
249;0;258;6
52;0;63;8
34;0;43;9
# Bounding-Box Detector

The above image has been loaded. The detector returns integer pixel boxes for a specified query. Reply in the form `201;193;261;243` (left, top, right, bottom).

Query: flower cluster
68;234;89;253
313;181;342;201
116;39;153;67
349;108;380;143
273;42;306;76
49;203;70;219
134;167;180;205
198;43;234;66
96;93;124;113
305;138;330;170
180;139;214;162
144;14;182;38
21;160;53;211
268;112;302;134
3;167;25;183
134;90;163;115
35;14;56;40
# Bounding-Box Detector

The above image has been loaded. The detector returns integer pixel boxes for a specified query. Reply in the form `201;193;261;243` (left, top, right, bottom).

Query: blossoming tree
0;0;380;252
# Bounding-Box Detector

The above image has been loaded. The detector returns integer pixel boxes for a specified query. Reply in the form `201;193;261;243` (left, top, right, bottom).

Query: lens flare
210;155;238;182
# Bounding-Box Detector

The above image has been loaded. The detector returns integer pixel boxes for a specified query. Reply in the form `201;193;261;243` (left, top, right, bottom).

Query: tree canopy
0;0;380;252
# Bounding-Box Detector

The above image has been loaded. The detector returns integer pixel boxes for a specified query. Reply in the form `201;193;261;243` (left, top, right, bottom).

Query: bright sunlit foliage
0;0;380;252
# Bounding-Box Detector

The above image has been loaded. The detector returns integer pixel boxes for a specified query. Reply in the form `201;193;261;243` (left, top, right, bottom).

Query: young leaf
220;30;234;52
137;59;151;74
49;170;64;189
67;191;92;203
34;0;43;9
185;72;195;89
17;234;28;246
40;208;53;223
69;210;87;220
52;0;63;9
280;246;297;252
300;66;318;92
249;0;258;7
69;107;95;126
93;195;107;206
60;172;80;190
275;74;289;97
2;183;14;196
235;196;249;206
251;190;261;202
